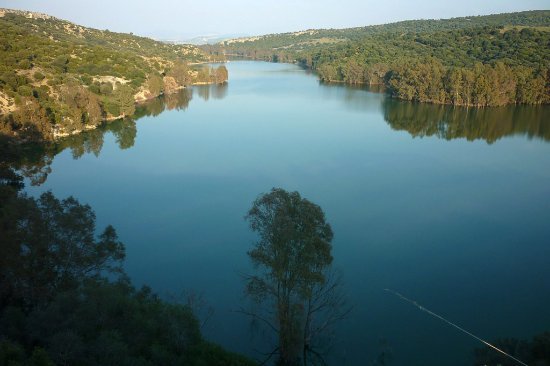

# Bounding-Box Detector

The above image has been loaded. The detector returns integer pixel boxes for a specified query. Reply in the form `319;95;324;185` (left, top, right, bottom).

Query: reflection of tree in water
212;83;228;100
141;97;165;117
383;98;550;144
55;127;106;159
197;85;210;101
109;118;137;150
0;135;52;186
195;84;228;101
6;85;229;186
165;89;193;111
17;155;52;186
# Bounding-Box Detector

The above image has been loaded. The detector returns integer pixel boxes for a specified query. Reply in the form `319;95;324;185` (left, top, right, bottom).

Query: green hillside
212;11;550;107
0;9;227;141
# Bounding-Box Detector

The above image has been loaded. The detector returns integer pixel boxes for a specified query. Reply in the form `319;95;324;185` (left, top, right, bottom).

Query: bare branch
235;307;279;334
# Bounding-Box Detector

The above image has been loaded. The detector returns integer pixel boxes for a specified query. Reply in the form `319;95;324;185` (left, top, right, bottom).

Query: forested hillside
0;9;228;141
212;11;550;107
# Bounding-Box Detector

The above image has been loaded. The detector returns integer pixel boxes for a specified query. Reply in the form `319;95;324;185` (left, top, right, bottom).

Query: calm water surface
25;61;550;365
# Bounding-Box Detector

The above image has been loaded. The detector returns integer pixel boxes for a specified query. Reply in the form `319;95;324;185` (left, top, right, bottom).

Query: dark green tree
113;84;135;117
243;188;349;366
0;189;125;309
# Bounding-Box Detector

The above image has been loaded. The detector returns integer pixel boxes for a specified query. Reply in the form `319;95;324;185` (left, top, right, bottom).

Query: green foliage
33;71;45;82
113;84;136;117
0;10;214;141
214;10;549;106
0;189;125;309
99;82;113;95
385;59;548;106
244;188;347;365
0;166;256;366
16;85;33;97
246;189;333;296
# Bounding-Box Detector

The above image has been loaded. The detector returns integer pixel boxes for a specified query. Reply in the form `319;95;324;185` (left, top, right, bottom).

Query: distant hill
212;11;550;107
173;33;250;45
0;8;227;141
219;11;550;53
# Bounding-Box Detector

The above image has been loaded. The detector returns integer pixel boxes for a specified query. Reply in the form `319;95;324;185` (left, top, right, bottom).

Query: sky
1;0;548;40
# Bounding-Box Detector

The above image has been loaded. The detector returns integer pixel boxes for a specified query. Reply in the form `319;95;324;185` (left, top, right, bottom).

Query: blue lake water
25;61;550;365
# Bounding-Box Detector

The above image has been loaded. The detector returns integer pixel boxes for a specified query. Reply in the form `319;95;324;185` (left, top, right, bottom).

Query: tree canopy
211;11;550;107
0;162;255;366
244;188;348;365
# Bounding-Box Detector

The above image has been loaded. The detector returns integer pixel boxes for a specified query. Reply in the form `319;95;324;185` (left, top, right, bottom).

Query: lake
24;61;550;365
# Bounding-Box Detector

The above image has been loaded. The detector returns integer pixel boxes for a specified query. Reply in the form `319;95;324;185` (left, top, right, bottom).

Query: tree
317;64;339;82
0;189;125;309
12;97;54;140
146;74;164;96
214;65;228;84
167;62;192;87
113;84;135;117
60;83;103;131
342;59;365;84
243;188;350;365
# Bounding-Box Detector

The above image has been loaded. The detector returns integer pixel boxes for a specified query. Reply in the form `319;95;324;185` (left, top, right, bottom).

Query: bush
100;82;113;95
33;71;45;82
18;59;32;70
80;75;92;85
17;85;33;97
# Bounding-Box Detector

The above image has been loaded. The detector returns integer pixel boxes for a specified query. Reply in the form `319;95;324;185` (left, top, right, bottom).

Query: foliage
212;11;550;106
243;188;349;365
113;84;136;117
0;187;125;310
0;160;256;366
382;96;550;143
0;10;228;141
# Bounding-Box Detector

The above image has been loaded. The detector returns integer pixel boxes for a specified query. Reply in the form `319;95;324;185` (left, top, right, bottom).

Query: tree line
339;58;548;107
211;11;549;107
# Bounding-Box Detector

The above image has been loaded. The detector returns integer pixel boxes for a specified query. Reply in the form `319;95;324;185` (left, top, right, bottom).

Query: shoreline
51;80;226;140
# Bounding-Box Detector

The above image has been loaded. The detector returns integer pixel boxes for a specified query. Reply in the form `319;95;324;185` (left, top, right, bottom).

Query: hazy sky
1;0;548;39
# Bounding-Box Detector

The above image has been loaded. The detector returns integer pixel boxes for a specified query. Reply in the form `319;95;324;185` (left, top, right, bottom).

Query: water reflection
8;85;227;185
6;79;550;188
195;83;228;101
382;98;550;143
319;82;385;112
134;88;193;119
